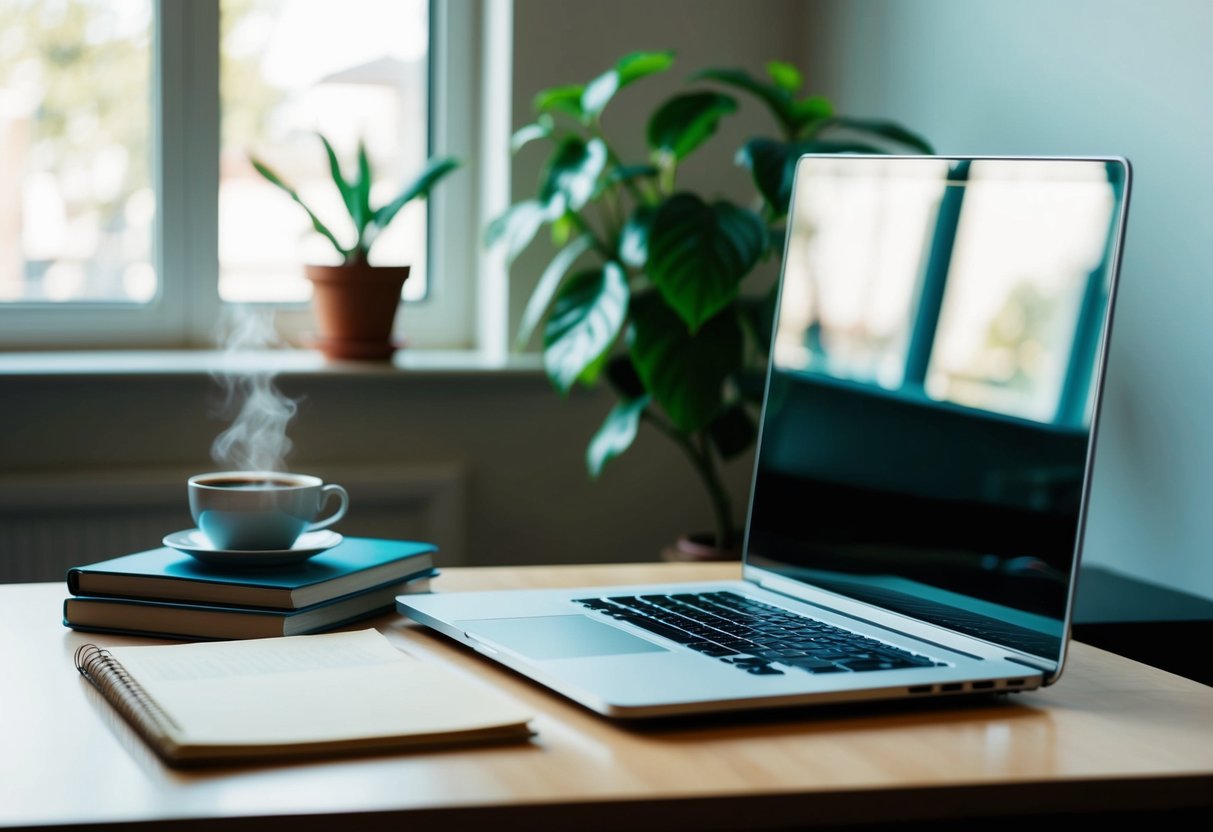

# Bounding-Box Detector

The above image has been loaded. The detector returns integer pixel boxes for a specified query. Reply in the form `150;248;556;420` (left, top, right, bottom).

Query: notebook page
107;629;532;747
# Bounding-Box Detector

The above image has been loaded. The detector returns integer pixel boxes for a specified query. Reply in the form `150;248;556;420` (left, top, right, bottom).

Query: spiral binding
74;644;180;757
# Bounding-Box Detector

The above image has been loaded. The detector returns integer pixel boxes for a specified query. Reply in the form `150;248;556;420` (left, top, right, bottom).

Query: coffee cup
188;471;349;551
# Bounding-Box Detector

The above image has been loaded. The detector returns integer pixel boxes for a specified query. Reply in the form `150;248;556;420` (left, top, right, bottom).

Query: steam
210;305;298;472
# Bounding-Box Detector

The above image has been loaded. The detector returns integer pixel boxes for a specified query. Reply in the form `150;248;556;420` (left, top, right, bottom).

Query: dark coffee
199;477;298;490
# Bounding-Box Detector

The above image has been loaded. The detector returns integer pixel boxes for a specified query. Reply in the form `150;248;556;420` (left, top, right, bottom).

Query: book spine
74;643;179;763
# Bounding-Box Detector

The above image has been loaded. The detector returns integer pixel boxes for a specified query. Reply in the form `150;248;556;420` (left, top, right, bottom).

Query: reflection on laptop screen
745;156;1129;661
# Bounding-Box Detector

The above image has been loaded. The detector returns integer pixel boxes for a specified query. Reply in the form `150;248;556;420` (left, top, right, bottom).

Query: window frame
0;0;498;352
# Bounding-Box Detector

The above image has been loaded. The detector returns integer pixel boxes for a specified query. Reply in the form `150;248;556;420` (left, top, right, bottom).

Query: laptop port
971;681;995;690
1006;679;1025;687
940;683;964;692
908;685;933;694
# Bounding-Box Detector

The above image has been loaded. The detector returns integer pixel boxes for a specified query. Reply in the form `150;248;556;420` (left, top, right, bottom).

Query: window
0;0;490;351
218;0;431;304
0;0;154;306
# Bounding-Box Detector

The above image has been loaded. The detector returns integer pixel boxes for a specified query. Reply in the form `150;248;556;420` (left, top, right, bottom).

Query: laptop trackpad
456;615;669;660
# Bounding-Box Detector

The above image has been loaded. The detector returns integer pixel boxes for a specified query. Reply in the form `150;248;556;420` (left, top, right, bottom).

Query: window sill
0;348;545;379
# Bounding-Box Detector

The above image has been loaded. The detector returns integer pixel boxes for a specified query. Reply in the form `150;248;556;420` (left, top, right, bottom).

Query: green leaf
790;95;834;125
735;367;767;405
709;402;757;459
646;193;766;331
767;225;786;258
576;344;612;386
819;116;935;153
736;138;885;216
510;114;554;153
693;67;798;136
646;92;738;162
539;136;608;215
534;84;585;119
250;156;347;258
582;50;675;119
607;164;659;185
485;200;547;264
766;61;802;93
619;204;654;268
317;133;356;223
738;285;779;356
353;139;373;242
605;354;646;399
735;138;791;213
587;394;651;478
517;233;594;349
550;213;575;247
373;156;460;231
629;292;744;433
594;164;659;200
543;262;630;392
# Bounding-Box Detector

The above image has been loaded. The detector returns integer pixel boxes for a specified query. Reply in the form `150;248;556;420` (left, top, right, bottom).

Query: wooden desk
4;562;1213;831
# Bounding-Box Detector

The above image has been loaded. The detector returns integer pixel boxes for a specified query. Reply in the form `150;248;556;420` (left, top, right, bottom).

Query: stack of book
63;537;438;641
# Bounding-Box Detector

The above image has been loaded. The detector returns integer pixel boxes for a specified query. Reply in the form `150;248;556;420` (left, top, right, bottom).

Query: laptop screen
744;156;1130;662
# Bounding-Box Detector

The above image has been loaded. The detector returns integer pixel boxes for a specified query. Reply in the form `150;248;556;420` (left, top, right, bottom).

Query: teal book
63;572;436;641
66;537;437;610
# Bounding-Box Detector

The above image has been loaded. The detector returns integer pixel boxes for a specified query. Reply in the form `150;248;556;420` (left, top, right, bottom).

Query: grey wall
802;0;1213;598
0;368;756;578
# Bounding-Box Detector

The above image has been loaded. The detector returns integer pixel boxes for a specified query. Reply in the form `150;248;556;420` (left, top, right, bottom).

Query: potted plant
487;51;932;556
251;135;460;360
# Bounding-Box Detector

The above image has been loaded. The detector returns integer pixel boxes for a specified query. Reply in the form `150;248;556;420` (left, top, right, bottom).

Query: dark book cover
66;537;437;610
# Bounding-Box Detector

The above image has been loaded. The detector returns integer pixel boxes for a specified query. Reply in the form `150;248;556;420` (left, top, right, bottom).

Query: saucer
162;529;344;568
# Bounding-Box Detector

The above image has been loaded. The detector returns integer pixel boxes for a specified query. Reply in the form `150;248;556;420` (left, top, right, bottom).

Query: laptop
398;155;1133;719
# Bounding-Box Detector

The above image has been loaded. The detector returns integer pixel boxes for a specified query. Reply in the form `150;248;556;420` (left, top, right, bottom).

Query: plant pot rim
304;263;412;283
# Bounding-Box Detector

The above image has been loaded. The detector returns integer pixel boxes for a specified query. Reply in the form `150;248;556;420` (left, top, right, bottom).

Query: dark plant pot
305;263;410;361
661;531;742;562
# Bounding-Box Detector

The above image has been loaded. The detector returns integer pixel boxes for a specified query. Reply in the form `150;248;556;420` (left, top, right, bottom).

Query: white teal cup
188;471;349;550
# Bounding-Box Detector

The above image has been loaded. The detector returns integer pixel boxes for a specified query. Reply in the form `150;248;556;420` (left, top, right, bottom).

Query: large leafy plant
488;52;932;550
251;133;460;267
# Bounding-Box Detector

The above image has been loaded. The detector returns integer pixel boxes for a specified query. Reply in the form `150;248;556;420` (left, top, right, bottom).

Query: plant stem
694;431;736;550
590;122;650;206
642;412;736;550
566;211;615;261
601;183;624;247
658;156;677;196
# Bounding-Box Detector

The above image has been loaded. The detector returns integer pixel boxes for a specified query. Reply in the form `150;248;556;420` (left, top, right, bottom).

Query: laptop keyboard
574;591;941;676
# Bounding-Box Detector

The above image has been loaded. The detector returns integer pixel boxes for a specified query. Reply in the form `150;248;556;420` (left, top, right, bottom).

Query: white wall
802;0;1213;598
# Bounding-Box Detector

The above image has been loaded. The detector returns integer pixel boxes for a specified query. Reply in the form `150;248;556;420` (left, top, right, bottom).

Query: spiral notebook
74;628;535;767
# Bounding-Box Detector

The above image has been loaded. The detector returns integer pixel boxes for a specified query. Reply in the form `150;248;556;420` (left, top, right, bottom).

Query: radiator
0;462;468;583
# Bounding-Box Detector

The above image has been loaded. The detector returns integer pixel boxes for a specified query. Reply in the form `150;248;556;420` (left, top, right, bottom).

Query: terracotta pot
661;531;742;562
304;263;410;360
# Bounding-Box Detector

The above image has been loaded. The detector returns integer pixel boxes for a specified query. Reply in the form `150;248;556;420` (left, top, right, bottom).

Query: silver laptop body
399;155;1132;719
